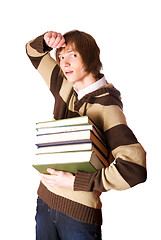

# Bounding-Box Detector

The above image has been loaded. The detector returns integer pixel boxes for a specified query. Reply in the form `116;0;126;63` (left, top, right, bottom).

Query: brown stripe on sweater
90;86;122;104
38;182;102;225
26;54;45;69
29;34;51;53
59;78;74;103
26;40;46;57
115;158;147;187
50;64;63;95
53;94;81;120
91;93;122;109
53;96;68;120
74;87;122;111
53;97;77;120
105;124;138;150
74;170;106;192
66;110;81;118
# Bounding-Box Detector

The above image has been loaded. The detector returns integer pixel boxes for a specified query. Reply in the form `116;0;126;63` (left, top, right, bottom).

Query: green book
36;116;93;128
32;151;108;174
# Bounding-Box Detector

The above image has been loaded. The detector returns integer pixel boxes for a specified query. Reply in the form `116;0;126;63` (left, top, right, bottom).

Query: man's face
58;44;88;85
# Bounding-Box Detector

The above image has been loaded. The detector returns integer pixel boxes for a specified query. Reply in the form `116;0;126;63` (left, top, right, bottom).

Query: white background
1;0;161;239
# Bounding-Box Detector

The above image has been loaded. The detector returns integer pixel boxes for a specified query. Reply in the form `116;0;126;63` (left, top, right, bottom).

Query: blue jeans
35;197;102;240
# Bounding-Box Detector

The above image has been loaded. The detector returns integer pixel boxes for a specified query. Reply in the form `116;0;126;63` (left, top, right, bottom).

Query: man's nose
64;62;70;67
63;57;71;67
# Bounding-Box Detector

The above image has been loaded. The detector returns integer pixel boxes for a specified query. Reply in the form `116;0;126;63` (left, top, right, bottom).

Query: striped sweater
26;34;147;225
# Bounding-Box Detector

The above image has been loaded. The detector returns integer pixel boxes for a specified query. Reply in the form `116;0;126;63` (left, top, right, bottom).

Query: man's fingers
47;168;58;175
39;169;74;189
48;36;56;47
52;33;66;48
51;36;61;48
44;31;53;45
39;171;59;186
44;31;66;49
45;31;52;38
56;38;66;48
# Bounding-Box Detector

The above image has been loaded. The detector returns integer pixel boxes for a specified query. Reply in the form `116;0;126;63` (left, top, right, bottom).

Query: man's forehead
59;43;76;55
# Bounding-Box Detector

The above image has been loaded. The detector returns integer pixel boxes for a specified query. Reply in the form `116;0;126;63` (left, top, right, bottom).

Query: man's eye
59;56;64;61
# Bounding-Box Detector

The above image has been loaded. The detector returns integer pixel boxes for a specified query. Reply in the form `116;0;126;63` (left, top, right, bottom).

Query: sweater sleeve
74;105;147;192
26;33;61;95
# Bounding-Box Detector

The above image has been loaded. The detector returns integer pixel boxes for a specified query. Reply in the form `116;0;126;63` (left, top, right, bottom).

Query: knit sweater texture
26;34;147;225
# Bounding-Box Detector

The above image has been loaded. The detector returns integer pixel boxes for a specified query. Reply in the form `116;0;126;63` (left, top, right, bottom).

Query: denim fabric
35;197;102;240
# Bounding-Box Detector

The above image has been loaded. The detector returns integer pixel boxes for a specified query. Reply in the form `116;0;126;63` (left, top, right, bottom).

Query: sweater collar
73;75;107;100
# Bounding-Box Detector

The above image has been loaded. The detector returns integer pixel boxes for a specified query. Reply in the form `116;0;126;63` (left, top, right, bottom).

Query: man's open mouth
65;71;73;75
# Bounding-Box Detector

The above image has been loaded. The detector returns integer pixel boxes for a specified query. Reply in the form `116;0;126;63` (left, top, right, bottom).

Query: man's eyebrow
67;49;75;53
59;49;75;56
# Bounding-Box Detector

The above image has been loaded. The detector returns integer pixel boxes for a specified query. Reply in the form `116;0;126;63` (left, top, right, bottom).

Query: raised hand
44;31;66;49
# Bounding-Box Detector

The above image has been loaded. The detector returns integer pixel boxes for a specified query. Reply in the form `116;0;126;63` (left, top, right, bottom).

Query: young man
26;30;147;240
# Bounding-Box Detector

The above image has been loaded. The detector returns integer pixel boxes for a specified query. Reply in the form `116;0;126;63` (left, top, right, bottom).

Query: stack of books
33;116;110;174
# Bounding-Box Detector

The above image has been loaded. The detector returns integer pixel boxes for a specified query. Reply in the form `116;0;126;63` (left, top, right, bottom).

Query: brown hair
55;30;102;79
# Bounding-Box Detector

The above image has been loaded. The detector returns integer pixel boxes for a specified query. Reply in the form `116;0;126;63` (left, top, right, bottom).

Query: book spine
36;139;93;148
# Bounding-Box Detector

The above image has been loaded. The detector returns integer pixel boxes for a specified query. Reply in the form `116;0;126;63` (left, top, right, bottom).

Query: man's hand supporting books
39;168;75;189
